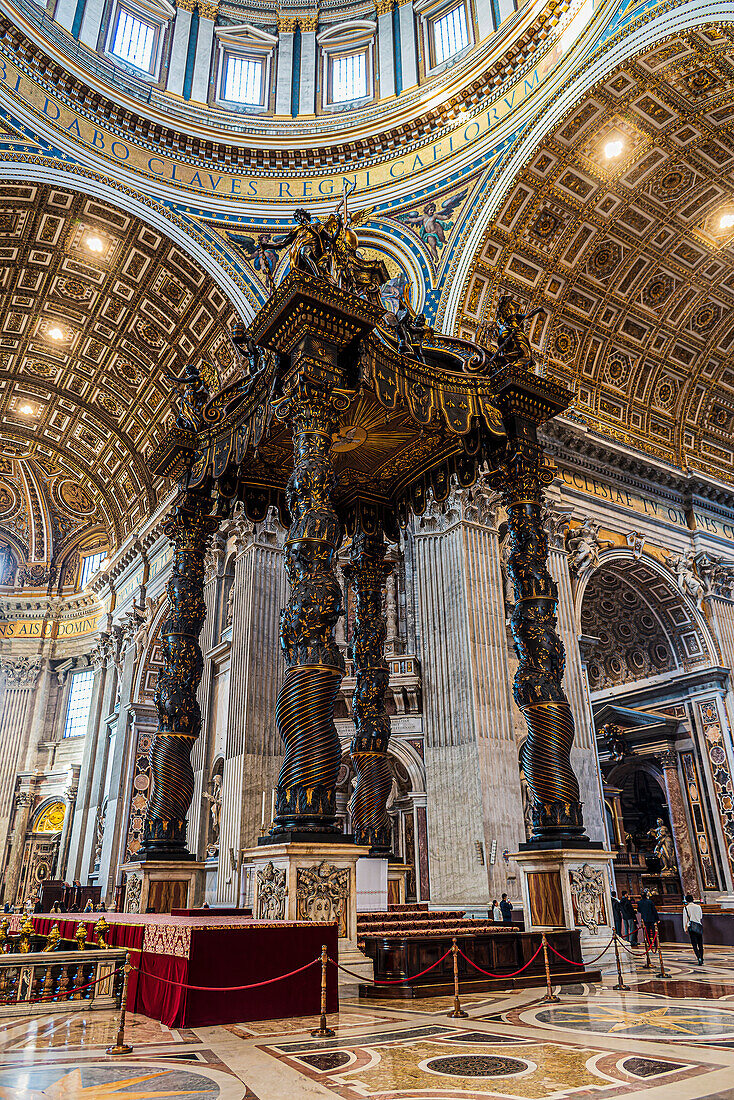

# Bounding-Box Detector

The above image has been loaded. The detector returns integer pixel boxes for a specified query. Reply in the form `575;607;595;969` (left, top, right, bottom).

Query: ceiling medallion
0;479;18;518
56;479;95;515
332;424;368;452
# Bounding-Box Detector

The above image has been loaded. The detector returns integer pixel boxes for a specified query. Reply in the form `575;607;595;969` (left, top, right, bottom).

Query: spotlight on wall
47;326;64;341
720;214;734;229
604;139;623;159
86;235;104;253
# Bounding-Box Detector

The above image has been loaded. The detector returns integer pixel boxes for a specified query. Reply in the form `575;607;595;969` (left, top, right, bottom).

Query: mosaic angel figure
399;189;467;263
227;231;280;294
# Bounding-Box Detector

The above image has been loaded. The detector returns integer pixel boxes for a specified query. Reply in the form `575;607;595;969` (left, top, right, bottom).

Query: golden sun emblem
0;1067;218;1099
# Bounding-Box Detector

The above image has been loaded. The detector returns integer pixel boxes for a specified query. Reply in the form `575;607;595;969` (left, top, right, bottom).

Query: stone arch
132;597;169;704
574;549;719;694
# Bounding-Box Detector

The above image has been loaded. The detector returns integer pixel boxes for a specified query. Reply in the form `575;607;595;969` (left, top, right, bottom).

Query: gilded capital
299;13;318;31
277;13;298;31
198;1;218;19
177;0;196;11
376;0;393;13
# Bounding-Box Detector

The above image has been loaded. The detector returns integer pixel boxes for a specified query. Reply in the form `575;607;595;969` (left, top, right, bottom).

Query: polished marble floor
4;943;734;1099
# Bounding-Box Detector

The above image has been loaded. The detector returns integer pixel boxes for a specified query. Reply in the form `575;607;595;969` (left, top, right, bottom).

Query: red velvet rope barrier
455;941;543;978
329;946;453;985
545;937;615;968
130;957;319;991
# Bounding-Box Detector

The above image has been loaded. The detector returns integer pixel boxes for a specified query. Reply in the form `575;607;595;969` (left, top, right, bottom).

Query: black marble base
258;831;356;846
518;838;604;851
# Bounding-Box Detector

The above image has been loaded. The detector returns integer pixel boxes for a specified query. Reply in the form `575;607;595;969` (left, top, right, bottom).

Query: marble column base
244;840;374;994
121;860;206;915
514;846;616;963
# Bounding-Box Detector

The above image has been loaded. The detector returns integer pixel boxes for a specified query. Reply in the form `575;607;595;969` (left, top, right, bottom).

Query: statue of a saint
165;363;211;432
647;816;676;874
485;295;543;369
203;773;222;841
272;208;339;282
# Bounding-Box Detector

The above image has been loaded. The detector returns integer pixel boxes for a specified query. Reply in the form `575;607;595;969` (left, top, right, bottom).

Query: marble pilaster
0;657;41;847
275;26;295;114
377;8;395;99
411;491;524;906
53;0;79;33
166;0;195;96
298;23;317;114
78;0;104;49
396;0;417;88
217;519;286;904
660;750;699;896
190;3;217;103
4;788;36;905
96;642;138;900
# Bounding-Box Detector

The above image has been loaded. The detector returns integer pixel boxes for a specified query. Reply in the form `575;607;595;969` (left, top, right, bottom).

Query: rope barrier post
612;932;630;991
311;946;335;1039
641;924;652;969
540;934;559;1004
107;954;133;1056
654;923;670;979
447;938;468;1018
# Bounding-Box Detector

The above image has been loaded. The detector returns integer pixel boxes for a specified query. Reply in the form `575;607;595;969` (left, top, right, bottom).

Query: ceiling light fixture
604;139;623;159
19;404;34;415
48;326;64;341
720;214;734;229
86;235;104;252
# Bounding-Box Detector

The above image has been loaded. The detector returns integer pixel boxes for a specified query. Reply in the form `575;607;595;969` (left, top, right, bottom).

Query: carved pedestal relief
256;861;287;920
569;863;606;934
125;872;143;914
296;861;349;936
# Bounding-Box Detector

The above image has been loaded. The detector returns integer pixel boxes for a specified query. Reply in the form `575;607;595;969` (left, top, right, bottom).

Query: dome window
105;0;174;80
215;24;277;112
317;21;376;110
433;3;469;64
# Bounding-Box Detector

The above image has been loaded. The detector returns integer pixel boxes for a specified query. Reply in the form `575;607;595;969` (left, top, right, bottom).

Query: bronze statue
272;208;339;282
485;295;543;369
165;363;212;433
647;817;676;873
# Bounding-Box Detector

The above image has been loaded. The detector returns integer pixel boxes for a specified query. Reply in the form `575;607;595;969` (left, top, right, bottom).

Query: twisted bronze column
143;487;219;858
345;528;393;852
495;382;586;844
271;384;347;836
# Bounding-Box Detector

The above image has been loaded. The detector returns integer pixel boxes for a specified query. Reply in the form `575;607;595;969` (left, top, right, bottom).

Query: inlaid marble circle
0;1061;245;1099
423;1054;530;1077
527;999;734;1040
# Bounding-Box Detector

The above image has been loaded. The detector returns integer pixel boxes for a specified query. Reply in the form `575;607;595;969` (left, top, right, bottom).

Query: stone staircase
357;903;505;949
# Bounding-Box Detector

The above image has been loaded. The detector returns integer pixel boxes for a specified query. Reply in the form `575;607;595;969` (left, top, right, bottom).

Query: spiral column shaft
494;383;586;844
143;487;219;858
345;528;394;852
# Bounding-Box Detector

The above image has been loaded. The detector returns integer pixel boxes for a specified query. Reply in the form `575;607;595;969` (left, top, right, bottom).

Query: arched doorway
17;801;66;904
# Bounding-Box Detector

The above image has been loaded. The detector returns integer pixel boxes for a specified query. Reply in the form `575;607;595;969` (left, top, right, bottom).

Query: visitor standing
619;892;636;941
638;890;659;948
611;891;622;935
500;894;513;924
683;893;704;965
491;899;502;922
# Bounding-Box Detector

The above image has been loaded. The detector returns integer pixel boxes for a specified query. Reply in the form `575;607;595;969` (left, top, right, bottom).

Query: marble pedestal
514;846;616;962
388;862;410;906
121;860;206;915
245;840;374;995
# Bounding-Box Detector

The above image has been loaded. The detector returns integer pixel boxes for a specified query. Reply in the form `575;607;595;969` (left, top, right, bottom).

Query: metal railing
0;947;126;1014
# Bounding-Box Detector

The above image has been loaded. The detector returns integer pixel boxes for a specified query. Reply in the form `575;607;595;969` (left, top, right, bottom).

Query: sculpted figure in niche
565;519;613;576
647;816;676;874
225;578;236;627
665;551;705;611
132;596;156;664
203;773;222;845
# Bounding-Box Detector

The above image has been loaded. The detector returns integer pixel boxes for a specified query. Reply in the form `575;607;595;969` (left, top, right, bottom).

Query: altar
18;913;337;1028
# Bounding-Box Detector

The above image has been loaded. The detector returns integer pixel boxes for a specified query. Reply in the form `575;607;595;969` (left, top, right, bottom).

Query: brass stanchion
447;938;468;1018
641;924;652;969
612;932;630;991
540;934;559;1004
107;954;133;1056
654;923;670;978
311;946;335;1038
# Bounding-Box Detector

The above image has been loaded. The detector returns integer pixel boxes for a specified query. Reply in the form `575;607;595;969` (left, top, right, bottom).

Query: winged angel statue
164;360;219;432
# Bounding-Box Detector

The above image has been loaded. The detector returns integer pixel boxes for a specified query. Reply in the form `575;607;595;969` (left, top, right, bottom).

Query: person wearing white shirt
491;900;503;922
682;893;704;965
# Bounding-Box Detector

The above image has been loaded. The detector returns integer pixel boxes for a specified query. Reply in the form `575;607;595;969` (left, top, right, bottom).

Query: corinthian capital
2;655;42;687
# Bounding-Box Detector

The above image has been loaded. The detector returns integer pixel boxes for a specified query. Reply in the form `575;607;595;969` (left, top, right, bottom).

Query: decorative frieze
696;699;734;882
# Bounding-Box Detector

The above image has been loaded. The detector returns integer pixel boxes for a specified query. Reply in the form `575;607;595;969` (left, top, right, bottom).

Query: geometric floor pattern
4;944;734;1099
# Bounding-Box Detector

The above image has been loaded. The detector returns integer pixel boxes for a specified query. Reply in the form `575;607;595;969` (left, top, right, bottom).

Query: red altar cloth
19;913;338;1028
